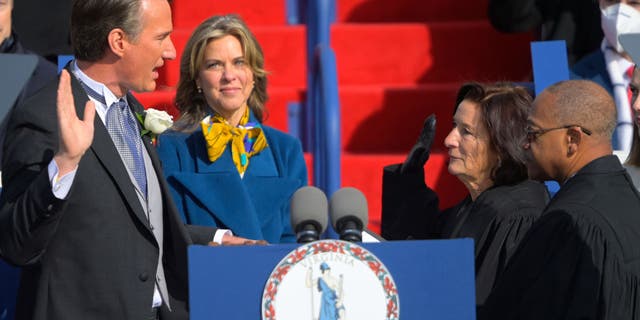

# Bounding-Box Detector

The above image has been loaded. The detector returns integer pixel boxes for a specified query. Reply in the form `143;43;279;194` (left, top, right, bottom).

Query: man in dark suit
479;79;640;319
10;0;72;64
0;0;252;319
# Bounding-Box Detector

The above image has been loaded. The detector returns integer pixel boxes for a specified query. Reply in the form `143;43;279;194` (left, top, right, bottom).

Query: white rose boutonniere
136;108;173;144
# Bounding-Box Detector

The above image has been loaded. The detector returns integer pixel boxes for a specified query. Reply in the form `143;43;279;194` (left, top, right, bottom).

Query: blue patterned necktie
77;79;147;197
105;99;147;198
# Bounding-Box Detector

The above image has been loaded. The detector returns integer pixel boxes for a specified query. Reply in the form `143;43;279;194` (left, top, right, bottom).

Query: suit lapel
68;72;150;229
127;95;190;241
127;95;164;179
128;96;169;201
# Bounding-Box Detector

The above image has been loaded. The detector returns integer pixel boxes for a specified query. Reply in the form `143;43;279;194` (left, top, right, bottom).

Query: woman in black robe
381;82;549;306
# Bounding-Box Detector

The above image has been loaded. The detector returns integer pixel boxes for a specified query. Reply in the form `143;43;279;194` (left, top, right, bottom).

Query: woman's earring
197;87;203;93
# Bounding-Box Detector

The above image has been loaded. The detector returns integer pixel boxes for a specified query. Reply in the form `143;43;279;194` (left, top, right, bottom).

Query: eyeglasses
526;125;592;143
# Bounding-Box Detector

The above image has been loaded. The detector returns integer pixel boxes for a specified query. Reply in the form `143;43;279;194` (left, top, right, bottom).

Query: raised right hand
400;114;436;174
53;70;96;176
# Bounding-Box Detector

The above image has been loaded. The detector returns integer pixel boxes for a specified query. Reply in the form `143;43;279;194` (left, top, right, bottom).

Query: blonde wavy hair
173;14;268;132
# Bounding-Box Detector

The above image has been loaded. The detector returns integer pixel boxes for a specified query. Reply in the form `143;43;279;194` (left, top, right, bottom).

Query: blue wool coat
157;123;308;243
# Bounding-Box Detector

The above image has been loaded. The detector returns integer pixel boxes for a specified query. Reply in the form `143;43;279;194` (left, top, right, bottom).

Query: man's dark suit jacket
0;67;216;320
571;49;614;95
0;32;58;104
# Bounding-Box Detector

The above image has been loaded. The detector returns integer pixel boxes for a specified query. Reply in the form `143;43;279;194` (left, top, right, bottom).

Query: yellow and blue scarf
201;110;268;175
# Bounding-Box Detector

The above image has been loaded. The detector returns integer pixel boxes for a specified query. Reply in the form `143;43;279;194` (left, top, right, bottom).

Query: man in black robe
480;79;640;319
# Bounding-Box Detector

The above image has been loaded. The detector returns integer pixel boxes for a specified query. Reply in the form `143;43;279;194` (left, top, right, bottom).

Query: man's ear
107;28;127;58
566;126;582;156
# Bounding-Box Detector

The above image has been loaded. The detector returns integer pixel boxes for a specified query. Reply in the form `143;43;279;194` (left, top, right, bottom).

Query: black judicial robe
479;155;640;319
381;164;549;306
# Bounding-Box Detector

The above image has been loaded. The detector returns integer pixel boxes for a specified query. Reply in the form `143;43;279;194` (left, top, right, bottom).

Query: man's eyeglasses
526;125;592;143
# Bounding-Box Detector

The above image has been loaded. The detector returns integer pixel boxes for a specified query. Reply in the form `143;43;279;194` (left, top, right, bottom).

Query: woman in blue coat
157;14;307;243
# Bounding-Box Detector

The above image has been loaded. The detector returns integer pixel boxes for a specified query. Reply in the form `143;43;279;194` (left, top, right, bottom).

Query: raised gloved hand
400;114;436;174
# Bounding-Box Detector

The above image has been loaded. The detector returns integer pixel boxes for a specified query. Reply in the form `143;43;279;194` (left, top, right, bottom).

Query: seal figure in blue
306;262;345;320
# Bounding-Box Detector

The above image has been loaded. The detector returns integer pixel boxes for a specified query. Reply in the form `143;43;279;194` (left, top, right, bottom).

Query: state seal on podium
262;239;399;320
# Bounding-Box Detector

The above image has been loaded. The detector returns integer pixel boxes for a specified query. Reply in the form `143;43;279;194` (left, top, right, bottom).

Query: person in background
0;0;57;166
381;82;549;306
626;65;640;189
157;14;307;243
11;0;72;64
0;1;252;319
0;0;57;103
0;2;62;318
571;0;640;153
480;80;640;319
488;0;602;66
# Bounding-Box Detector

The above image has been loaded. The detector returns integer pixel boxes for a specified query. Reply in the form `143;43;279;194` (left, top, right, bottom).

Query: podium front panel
189;239;475;319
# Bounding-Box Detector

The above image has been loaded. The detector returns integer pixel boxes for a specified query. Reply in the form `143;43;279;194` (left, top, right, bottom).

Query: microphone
329;187;369;242
290;186;329;243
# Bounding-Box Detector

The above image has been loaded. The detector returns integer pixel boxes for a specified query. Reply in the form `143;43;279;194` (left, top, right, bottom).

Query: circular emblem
262;239;399;320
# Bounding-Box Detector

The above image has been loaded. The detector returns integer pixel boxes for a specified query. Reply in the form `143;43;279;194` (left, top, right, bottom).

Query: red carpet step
337;0;489;22
172;0;491;28
172;0;288;28
332;21;533;86
339;84;458;153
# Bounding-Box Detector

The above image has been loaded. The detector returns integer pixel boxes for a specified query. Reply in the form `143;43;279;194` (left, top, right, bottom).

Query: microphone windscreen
290;186;329;233
329;187;369;230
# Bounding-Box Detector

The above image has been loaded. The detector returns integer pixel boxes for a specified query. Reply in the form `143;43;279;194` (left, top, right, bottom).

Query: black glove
400;114;436;174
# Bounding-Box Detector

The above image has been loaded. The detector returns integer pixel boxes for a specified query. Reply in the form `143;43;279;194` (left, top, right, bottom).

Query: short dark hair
455;82;533;186
70;0;143;61
544;79;616;140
